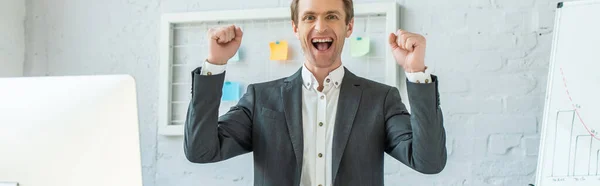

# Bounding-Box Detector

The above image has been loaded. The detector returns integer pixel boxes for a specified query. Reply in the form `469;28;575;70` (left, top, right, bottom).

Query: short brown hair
290;0;354;25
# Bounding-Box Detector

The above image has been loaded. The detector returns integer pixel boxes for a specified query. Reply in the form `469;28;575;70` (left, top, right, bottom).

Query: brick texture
24;0;559;185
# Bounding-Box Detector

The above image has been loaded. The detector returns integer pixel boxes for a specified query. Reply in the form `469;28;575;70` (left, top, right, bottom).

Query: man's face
293;0;354;68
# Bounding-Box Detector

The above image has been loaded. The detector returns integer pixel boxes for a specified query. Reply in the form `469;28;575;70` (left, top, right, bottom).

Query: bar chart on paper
535;1;600;186
538;67;600;185
543;68;600;176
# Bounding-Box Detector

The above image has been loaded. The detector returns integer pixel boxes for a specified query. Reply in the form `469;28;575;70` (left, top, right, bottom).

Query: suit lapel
281;68;304;183
332;68;362;184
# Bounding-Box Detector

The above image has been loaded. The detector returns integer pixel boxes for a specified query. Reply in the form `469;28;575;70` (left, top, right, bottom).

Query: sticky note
350;37;370;57
269;40;288;60
229;50;240;62
222;81;240;101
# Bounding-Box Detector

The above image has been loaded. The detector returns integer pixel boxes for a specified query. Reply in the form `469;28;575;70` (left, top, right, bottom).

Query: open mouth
311;38;334;51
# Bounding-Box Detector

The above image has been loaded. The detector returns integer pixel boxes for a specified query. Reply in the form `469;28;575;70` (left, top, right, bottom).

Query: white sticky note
350;37;370;57
229;50;240;62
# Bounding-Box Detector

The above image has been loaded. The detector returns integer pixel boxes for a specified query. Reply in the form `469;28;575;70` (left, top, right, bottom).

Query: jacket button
318;153;323;158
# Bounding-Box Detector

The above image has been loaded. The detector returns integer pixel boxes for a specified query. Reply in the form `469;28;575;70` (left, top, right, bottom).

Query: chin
309;57;337;68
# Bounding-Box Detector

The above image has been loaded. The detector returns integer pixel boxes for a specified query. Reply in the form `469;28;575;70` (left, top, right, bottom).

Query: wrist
404;66;427;73
206;56;227;65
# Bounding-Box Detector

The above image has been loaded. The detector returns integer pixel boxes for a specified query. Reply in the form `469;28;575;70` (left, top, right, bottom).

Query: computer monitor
0;75;143;186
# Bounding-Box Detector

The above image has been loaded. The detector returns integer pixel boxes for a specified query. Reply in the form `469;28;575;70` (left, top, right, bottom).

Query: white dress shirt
200;60;431;186
298;64;343;186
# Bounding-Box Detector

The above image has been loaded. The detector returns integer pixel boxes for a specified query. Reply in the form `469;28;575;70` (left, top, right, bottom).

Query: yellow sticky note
269;40;288;60
350;37;370;57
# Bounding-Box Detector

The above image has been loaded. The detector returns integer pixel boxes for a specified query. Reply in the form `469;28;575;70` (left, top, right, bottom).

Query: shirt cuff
405;71;432;84
200;61;226;76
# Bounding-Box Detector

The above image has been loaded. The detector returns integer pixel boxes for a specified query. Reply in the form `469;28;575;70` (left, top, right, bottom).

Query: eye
305;15;316;21
327;15;338;20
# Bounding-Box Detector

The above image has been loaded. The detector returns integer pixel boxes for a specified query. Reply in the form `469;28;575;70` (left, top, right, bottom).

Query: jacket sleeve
384;75;447;174
184;67;254;163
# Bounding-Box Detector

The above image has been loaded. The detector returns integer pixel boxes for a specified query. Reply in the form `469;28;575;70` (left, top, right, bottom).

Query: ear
345;18;354;38
292;20;299;39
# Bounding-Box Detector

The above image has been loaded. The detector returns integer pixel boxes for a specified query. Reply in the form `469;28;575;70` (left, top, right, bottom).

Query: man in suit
184;0;447;185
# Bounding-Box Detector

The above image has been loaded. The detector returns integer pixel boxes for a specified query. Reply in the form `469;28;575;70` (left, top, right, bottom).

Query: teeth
312;38;333;43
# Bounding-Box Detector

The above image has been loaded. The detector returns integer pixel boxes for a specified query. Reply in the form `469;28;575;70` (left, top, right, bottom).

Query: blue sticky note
229;50;240;62
222;81;240;101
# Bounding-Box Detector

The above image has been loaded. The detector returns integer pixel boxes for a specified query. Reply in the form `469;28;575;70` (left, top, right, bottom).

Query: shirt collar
301;64;345;90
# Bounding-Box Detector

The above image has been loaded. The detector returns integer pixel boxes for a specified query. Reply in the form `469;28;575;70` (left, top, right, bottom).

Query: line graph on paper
540;66;600;185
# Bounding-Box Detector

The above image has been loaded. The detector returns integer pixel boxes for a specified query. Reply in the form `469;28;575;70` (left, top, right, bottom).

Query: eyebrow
326;10;342;15
302;10;342;16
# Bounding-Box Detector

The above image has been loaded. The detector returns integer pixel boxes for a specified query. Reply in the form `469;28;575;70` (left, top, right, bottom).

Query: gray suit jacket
184;67;447;186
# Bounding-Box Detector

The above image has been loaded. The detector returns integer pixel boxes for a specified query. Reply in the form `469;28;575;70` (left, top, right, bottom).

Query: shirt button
319;185;322;186
326;79;330;83
318;153;323;158
335;82;338;85
319;122;323;127
206;72;212;76
320;95;324;99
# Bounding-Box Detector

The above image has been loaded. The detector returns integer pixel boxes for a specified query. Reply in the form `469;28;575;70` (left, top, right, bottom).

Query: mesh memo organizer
159;3;401;135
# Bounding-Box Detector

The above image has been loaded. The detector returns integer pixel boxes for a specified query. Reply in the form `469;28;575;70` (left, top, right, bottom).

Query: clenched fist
206;25;243;65
388;30;427;73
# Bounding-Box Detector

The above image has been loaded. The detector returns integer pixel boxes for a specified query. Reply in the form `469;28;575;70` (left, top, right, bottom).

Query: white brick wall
0;0;25;77
23;0;572;185
489;134;523;155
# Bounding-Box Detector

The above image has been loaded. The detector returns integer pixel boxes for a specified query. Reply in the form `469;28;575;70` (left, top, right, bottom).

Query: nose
314;19;327;33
